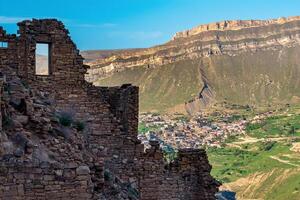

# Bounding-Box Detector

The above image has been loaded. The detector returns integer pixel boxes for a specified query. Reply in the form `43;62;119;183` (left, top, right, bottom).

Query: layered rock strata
85;16;300;82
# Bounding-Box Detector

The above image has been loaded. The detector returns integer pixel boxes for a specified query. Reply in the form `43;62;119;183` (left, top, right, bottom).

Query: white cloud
108;31;163;40
130;31;163;40
70;23;118;28
0;16;28;24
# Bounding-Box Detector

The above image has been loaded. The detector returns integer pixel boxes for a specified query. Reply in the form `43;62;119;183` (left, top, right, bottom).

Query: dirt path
291;142;300;152
269;156;300;167
232;136;297;145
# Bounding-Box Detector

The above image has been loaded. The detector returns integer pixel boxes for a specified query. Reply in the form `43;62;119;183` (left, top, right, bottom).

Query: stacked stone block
0;19;219;199
0;161;93;199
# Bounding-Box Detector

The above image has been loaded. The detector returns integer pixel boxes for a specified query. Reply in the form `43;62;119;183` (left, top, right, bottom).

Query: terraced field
207;105;300;199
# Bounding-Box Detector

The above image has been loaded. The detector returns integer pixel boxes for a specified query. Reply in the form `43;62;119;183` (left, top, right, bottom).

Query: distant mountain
81;48;144;62
83;16;300;113
36;54;49;75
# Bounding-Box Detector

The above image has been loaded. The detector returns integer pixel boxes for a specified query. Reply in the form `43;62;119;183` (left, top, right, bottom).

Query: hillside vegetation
207;105;300;200
96;46;300;113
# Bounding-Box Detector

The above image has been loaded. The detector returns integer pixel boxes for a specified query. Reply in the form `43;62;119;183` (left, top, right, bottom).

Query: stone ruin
0;19;219;199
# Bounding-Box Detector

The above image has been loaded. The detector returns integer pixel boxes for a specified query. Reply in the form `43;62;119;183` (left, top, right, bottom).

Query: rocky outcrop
85;16;300;82
172;16;300;39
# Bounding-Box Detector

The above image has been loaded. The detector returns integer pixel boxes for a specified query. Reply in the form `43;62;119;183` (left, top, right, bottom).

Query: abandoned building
0;19;219;200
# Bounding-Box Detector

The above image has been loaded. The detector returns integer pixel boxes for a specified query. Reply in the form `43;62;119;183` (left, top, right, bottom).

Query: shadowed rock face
84;16;300;113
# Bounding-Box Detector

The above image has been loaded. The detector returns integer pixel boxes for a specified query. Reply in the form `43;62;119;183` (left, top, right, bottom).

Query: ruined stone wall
161;149;219;200
14;19;142;183
0;19;219;199
0;161;94;200
0;27;18;81
0;78;3;131
99;85;139;138
136;141;219;200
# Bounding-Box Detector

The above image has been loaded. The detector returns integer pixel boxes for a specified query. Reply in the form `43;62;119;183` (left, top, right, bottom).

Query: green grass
246;113;300;138
207;142;296;183
97;59;202;112
265;171;300;200
208;106;300;199
138;122;163;134
95;46;300;113
138;122;150;134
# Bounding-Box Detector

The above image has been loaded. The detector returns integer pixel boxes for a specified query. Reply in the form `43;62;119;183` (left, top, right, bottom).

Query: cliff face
85;16;300;113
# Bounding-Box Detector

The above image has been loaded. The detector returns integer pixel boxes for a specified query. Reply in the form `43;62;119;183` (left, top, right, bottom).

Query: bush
226;115;243;123
245;122;265;132
3;83;11;95
138;123;150;134
2;115;13;129
127;185;139;199
57;112;73;127
104;170;112;181
259;141;277;151
162;145;178;163
74;121;85;131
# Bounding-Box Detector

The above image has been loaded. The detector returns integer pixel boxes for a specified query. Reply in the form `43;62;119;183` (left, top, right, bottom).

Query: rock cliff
85;16;300;113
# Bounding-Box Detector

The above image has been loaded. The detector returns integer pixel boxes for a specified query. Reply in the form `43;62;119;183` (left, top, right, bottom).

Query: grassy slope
96;59;202;112
96;46;300;113
208;105;300;199
222;168;300;200
208;142;295;183
207;46;300;105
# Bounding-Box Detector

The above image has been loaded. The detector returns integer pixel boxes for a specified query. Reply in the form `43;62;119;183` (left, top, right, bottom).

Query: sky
1;0;300;50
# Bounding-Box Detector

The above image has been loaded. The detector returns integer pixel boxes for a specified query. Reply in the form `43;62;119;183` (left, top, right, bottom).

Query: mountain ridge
83;16;300;113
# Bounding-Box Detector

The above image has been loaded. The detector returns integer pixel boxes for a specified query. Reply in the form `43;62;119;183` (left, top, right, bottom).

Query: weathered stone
14;148;24;157
14;115;29;124
0;19;219;200
76;166;90;175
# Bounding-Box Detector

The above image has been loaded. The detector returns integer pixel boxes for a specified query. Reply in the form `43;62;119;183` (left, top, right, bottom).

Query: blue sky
1;0;300;50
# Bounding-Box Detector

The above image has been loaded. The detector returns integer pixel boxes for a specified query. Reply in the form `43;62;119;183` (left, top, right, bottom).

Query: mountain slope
84;16;300;113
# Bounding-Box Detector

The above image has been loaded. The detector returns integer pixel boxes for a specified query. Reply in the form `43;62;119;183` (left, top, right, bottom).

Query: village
138;110;276;151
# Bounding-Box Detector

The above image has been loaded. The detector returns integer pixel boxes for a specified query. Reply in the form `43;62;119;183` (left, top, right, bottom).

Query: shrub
104;170;112;181
289;126;296;135
127;185;139;199
3;83;11;95
57;112;73;127
74;121;85;131
245;122;265;132
259;141;277;151
162;145;178;163
138;123;150;134
20;80;29;89
2;115;13;129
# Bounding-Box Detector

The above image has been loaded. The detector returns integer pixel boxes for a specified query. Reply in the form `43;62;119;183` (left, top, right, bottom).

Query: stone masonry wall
135;141;219;200
0;19;219;199
0;27;18;81
0;161;93;200
0;78;3;131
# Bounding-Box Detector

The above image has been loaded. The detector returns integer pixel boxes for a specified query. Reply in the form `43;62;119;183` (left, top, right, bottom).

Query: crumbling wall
0;161;94;199
136;141;219;200
15;19;142;183
0;78;3;131
0;19;219;199
99;84;139;137
0;27;18;81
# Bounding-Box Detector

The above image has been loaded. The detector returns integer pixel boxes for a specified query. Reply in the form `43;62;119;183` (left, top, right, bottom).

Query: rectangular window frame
0;41;8;48
35;42;51;76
